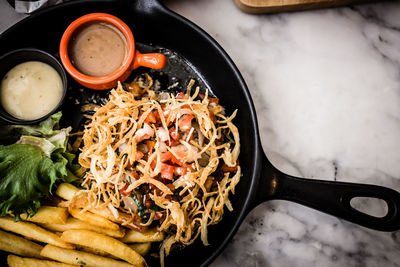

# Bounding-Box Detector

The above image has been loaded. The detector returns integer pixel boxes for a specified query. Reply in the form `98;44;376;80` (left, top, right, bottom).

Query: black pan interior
0;0;261;266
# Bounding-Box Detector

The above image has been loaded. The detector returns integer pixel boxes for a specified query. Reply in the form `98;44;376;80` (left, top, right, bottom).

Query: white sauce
0;61;63;120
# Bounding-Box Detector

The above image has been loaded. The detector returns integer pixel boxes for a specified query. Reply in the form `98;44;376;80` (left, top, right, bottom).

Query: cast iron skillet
1;0;400;266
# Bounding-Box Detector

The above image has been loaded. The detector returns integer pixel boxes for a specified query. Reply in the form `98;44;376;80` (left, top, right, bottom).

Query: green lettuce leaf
16;136;55;157
0;112;80;220
16;128;71;157
0;112;62;144
0;144;66;220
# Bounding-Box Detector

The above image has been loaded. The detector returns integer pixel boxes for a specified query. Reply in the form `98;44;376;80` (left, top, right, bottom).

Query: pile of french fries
1;183;165;267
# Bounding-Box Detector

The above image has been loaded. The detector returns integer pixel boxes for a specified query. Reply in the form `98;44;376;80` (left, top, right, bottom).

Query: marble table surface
1;0;400;266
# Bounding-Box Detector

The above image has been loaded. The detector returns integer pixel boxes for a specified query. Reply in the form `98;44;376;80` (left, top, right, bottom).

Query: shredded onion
121;196;138;212
136;123;154;138
159;141;168;153
157;127;169;142
108;203;120;219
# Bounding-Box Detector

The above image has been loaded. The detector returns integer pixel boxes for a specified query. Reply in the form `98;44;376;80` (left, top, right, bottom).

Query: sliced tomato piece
170;145;188;166
155;111;162;123
136;151;144;161
145;112;157;124
161;151;172;163
209;111;217;123
120;184;131;196
181;104;192;110
136;134;151;143
125;171;139;182
221;163;238;172
176;92;187;99
209;98;219;104
186;163;196;172
169;127;180;141
178;105;193;117
168;139;179;147
178;114;194;131
174;166;187;176
139;111;157;124
171;144;187;158
160;151;185;166
199;94;219;104
161;163;175;180
170;154;185;166
147;140;155;151
150;159;156;170
130;171;140;180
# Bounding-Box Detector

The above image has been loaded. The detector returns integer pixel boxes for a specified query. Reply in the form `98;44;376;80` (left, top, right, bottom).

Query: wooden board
234;0;377;13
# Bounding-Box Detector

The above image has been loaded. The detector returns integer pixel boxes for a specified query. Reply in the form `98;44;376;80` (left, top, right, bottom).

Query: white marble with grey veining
1;0;400;266
163;1;400;267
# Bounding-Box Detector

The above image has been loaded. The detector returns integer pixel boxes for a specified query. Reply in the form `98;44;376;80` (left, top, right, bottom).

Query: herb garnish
127;176;148;222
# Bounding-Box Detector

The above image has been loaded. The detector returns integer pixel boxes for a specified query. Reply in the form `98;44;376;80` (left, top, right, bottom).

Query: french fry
0;230;43;258
7;255;75;267
67;190;143;231
76;245;117;258
68;192;120;223
88;205;120;223
67;190;130;222
41;244;133;267
0;217;73;249
61;229;146;267
55;183;80;200
18;206;68;225
128;242;152;256
56;184;135;231
69;208;119;230
40;217;125;238
120;228;164;243
88;206;144;232
56;201;69;208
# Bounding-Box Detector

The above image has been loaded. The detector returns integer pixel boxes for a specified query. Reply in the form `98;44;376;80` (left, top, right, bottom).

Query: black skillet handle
255;153;400;231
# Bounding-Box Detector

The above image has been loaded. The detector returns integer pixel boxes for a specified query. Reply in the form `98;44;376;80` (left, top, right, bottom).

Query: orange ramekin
59;13;166;90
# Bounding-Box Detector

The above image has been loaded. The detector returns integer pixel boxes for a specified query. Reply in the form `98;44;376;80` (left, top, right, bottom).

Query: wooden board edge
234;0;378;14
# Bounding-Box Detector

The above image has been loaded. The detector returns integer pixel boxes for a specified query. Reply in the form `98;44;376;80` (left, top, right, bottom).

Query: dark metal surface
0;0;399;266
256;154;400;231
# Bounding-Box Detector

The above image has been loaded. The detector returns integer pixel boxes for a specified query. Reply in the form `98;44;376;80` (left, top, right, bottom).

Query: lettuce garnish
0;112;79;220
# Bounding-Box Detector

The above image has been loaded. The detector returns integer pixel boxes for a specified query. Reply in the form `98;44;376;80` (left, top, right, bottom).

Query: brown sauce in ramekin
69;22;127;77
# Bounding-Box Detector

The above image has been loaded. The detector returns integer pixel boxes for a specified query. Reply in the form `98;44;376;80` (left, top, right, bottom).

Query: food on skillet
0;61;64;120
0;74;240;267
74;74;241;264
